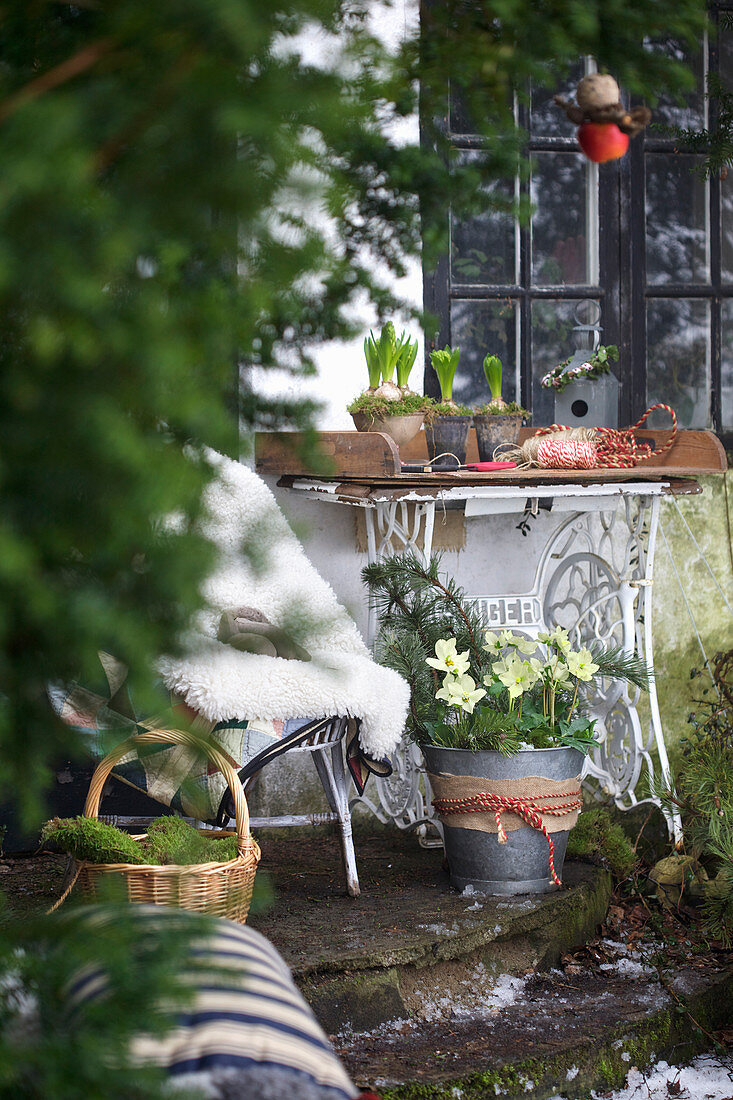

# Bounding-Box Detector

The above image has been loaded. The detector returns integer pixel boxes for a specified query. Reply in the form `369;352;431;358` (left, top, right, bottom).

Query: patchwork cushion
112;717;299;823
48;658;320;823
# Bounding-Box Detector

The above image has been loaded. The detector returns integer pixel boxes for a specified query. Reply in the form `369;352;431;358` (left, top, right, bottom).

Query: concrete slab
248;829;612;1032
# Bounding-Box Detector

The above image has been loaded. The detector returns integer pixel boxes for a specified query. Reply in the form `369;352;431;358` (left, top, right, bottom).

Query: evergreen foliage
364;553;650;754
663;66;733;177
0;0;708;826
363;553;502;746
0;903;212;1099
657;652;733;944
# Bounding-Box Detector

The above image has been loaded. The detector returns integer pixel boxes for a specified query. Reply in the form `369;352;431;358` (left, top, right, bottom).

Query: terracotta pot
350;411;425;448
473;413;523;462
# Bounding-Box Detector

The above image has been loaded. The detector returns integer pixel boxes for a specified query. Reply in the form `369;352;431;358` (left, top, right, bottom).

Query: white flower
529;656;548;678
426;638;471;676
436;673;486;714
494;657;541;700
483;630;504;653
490;629;536;654
565;648;600;682
537;626;572;654
551;660;571;684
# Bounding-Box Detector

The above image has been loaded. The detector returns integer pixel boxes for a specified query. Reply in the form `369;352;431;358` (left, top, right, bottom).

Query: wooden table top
255;429;727;495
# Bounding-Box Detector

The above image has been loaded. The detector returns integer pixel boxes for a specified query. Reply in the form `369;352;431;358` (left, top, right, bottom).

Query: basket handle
83;728;252;857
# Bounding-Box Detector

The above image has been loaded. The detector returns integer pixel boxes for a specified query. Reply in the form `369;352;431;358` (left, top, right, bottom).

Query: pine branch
588;643;652;691
365;553;486;661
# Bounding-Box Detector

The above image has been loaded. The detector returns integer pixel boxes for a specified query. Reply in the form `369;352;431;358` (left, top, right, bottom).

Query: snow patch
548;1053;733;1100
600;956;656;979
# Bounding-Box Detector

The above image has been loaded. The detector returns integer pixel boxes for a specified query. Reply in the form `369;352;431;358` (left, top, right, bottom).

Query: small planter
422;744;584;895
473;413;523;462
424;414;472;469
351;411;425;448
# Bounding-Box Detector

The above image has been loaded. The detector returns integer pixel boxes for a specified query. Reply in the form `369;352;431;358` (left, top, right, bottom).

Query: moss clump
566;807;635;879
143;816;238;865
41;816;145;864
474;401;530;417
347;391;433;418
42;815;239;866
424;401;473;418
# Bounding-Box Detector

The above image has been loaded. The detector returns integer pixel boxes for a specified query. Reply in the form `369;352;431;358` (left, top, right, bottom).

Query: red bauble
576;122;629;163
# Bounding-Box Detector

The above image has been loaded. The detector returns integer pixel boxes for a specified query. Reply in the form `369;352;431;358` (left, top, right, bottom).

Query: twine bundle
496;427;597;470
496;404;677;471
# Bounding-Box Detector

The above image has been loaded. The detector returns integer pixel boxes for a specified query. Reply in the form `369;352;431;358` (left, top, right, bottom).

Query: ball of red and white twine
496;404;677;470
536;438;597;469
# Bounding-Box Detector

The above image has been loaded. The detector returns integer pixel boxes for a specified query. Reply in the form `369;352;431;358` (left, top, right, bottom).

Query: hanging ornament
554;74;651;163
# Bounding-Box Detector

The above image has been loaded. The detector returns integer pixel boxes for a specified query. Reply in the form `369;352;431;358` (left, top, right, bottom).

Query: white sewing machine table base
257;427;727;842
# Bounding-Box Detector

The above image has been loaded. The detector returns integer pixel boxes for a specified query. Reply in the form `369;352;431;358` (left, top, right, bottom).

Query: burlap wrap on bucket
427;771;582;836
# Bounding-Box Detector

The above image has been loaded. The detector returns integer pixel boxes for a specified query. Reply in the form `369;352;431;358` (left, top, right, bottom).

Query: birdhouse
552;302;619;429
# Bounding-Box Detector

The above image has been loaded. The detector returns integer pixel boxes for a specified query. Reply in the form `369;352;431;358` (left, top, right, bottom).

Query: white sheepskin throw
158;450;409;759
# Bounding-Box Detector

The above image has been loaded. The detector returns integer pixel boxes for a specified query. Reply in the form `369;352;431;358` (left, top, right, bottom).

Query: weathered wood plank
258;428;726;479
255;431;401;477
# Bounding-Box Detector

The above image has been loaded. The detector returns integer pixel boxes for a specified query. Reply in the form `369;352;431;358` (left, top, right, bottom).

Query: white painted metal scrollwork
537;496;677;833
358;485;678;839
288;479;679;838
352;738;439;839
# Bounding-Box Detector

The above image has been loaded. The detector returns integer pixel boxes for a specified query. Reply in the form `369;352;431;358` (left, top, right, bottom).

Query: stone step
248;830;612;1034
336;957;733;1099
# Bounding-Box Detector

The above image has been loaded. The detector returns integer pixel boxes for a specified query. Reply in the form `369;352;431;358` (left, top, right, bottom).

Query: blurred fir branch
0;0;710;1089
0;0;708;823
0;902;211;1099
660;69;733;177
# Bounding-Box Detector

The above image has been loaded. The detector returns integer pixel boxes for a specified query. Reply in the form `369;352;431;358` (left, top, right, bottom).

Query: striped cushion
66;907;357;1100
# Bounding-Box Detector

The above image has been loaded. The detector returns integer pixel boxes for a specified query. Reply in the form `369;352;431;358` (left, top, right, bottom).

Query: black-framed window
424;11;733;446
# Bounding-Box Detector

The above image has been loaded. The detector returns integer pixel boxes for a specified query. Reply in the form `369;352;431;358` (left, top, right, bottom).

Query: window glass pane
720;176;733;284
449;299;519;407
646;154;709;284
722;299;733;432
648;40;705;130
530;61;585;138
719;31;733;284
530;299;594;425
450;84;514;135
531;153;596;285
646;298;710;427
451;153;515;284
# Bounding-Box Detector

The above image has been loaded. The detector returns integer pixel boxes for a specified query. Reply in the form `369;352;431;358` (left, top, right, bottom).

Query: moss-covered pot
422;744;584;895
473;413;523;462
351;411;425;448
424;414;472;469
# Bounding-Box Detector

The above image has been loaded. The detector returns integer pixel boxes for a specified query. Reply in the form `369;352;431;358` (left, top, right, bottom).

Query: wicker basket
75;728;261;923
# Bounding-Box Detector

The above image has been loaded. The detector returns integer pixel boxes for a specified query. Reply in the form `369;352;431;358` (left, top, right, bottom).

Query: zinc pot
473;413;523;462
424;414;472;469
351;411;425;448
422;744;584;896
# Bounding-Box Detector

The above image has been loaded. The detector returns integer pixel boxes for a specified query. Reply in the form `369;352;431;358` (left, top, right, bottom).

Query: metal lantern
553;301;619;428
